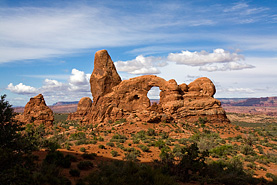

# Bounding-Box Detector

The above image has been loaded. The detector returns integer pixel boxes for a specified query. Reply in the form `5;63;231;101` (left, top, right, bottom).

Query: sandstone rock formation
69;50;229;124
90;50;122;102
67;97;92;122
20;94;54;126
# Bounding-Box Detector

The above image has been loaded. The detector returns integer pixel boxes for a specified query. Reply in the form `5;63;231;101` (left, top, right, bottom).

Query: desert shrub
160;131;169;139
110;133;127;143
69;168;80;177
70;132;86;140
198;117;207;125
124;148;141;162
133;138;140;144
34;162;72;185
82;153;97;160
138;144;150;152
98;144;105;149
136;130;146;139
91;140;97;144
256;145;264;154
174;143;209;182
210;144;234;157
178;138;189;145
116;143;125;150
146;128;156;136
83;161;177;185
75;139;90;145
155;139;166;149
172;144;183;159
246;162;257;170
165;139;172;146
64;142;73;150
266;173;277;183
98;136;104;141
44;140;61;152
111;150;119;157
80;147;86;152
159;147;174;165
77;161;93;170
43;151;71;168
106;142;115;147
206;155;265;185
241;145;256;156
65;154;77;162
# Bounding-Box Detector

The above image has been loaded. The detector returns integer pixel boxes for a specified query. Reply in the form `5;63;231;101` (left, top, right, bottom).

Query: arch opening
147;86;161;105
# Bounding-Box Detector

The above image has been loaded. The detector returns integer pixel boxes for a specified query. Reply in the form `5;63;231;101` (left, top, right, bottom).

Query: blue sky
0;0;276;106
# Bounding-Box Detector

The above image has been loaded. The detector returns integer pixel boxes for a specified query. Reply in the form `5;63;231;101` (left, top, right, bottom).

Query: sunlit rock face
21;94;54;126
70;50;229;124
67;97;92;122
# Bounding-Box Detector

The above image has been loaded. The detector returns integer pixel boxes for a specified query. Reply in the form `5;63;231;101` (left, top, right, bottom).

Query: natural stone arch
147;86;161;104
69;49;230;124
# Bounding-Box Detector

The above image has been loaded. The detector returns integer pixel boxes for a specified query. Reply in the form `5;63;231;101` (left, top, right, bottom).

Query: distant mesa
68;49;230;124
52;101;79;106
221;97;277;107
16;94;54;126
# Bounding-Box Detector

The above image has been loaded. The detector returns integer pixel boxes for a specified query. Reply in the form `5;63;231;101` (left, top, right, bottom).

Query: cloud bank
115;55;167;75
116;49;254;74
167;49;244;66
7;69;91;103
0;1;276;64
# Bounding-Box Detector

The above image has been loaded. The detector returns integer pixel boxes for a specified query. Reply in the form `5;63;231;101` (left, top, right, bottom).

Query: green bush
82;153;97;160
155;139;166;149
138;144;150;152
111;150;119;157
69;168;80;177
98;144;105;149
80;147;86;152
83;161;177;185
77;161;93;170
106;142;115;147
266;173;277;183
241;145;256;156
43;151;71;168
146;128;156;136
65;154;77;162
210;144;233;157
174;143;209;182
124;149;141;162
70;132;86;140
98;136;104;141
110;134;128;143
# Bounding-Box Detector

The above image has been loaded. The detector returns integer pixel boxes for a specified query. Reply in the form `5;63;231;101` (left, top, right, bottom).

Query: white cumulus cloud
68;69;90;92
227;88;255;93
199;61;255;72
7;83;37;94
7;68;92;104
115;55;167;75
167;49;244;66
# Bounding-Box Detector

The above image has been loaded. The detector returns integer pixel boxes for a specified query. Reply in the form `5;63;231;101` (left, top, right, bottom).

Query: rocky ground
24;111;276;185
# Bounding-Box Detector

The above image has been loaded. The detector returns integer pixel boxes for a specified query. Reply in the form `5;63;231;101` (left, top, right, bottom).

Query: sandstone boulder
67;97;92;122
22;94;54;126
